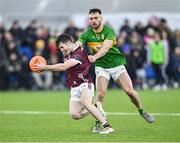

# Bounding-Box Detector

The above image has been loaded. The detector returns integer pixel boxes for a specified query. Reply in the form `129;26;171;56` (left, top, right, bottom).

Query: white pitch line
0;110;180;116
0;110;68;115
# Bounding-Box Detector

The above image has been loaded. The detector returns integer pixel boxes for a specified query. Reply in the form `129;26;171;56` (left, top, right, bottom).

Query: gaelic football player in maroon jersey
35;34;114;134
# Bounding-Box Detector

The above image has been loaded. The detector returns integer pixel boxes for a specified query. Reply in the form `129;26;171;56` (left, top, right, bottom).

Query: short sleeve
78;32;87;44
106;27;116;40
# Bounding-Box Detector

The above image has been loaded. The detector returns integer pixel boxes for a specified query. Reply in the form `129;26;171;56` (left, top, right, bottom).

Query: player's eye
59;46;63;50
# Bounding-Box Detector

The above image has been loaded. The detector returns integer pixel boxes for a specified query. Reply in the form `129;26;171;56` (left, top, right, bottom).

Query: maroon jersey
64;46;92;87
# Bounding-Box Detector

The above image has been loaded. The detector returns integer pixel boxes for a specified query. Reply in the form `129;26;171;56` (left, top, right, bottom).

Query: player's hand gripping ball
29;56;47;72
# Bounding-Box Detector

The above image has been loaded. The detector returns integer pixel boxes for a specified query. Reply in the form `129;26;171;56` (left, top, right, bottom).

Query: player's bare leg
96;76;109;117
92;76;109;133
81;88;114;134
116;71;154;123
69;100;89;120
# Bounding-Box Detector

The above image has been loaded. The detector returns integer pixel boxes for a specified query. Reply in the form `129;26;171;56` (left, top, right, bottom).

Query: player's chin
92;25;98;29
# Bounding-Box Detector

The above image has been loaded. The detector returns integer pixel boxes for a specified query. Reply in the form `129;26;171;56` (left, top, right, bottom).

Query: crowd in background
0;16;179;90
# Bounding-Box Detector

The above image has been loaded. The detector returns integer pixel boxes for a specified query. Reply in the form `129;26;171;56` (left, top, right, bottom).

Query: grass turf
0;89;180;142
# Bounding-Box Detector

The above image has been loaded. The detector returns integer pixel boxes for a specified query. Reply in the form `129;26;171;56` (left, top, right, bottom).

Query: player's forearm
44;63;66;71
94;40;113;60
94;47;109;60
43;59;80;71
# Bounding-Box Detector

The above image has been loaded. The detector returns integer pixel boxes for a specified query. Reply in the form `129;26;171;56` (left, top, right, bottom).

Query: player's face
58;42;71;56
89;12;102;30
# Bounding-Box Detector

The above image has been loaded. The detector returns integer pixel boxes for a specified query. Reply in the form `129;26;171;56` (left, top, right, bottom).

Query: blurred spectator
159;18;172;36
132;49;148;89
7;52;21;89
159;18;176;53
18;40;33;60
0;32;5;55
147;32;168;90
34;27;50;59
145;16;160;33
174;29;180;47
120;35;134;82
0;17;179;90
48;36;57;55
19;53;33;89
144;28;155;45
0;58;9;90
134;21;145;37
161;31;169;84
9;20;25;46
0;22;5;34
118;31;132;53
0;32;9;90
32;70;53;90
64;21;79;41
32;38;52;89
25;19;37;47
4;32;19;58
49;54;67;90
119;19;132;35
171;47;180;88
39;24;50;40
130;31;144;50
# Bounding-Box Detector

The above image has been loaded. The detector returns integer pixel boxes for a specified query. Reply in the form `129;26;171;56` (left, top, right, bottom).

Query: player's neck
71;43;79;52
93;24;104;33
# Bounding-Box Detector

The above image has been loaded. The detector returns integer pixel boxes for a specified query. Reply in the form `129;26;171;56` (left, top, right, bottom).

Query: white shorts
95;65;127;81
70;82;94;102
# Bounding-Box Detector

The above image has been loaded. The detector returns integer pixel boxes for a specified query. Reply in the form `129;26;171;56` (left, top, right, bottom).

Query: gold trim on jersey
87;39;116;48
87;42;102;53
87;42;103;47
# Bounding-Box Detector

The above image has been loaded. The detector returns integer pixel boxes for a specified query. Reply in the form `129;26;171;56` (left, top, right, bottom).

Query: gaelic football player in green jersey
77;8;154;133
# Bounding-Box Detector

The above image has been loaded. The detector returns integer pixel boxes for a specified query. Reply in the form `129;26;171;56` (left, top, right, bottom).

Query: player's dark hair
89;8;101;14
56;34;73;47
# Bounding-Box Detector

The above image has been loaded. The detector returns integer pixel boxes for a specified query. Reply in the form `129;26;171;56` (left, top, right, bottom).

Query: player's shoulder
72;47;85;57
71;47;82;54
71;48;88;63
81;27;93;35
104;24;115;32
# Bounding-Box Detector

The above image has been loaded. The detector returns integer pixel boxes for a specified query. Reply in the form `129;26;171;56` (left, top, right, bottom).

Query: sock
95;120;100;125
102;121;111;128
94;104;101;124
138;108;144;115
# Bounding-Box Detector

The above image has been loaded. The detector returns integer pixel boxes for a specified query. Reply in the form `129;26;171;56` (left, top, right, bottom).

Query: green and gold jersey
78;24;126;68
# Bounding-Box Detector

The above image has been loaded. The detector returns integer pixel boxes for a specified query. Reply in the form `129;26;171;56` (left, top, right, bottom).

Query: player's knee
70;113;81;120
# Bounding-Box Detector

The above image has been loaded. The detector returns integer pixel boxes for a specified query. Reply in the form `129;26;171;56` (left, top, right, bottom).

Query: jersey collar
71;44;80;52
92;24;104;33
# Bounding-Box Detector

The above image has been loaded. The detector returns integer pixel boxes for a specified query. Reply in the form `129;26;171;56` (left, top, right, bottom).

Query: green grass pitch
0;89;180;142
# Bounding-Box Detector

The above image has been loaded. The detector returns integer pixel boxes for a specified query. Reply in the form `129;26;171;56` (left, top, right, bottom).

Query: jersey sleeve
105;27;116;40
78;31;87;44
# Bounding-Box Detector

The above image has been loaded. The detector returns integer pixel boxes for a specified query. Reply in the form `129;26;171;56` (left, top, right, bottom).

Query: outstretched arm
35;59;81;72
88;39;113;63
